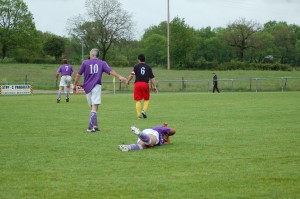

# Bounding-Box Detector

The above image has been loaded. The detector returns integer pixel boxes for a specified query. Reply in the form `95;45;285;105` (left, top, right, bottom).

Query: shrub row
178;60;296;71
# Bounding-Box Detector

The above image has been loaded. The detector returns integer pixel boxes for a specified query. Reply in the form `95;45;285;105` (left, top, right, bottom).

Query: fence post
284;78;287;91
208;80;210;93
281;77;284;92
256;78;258;93
113;77;116;95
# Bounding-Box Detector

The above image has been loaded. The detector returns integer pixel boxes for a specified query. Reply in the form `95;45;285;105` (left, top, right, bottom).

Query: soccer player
118;122;176;152
127;54;157;119
56;59;74;103
73;48;127;132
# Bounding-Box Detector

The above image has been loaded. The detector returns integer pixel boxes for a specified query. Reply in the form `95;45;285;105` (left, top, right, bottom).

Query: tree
247;31;275;63
0;0;36;58
220;18;262;61
68;0;133;60
43;36;65;62
142;22;168;40
194;27;228;63
141;34;167;65
273;25;296;64
169;17;199;68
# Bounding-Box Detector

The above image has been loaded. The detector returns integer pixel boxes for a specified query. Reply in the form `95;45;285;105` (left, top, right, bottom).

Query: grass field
0;92;299;198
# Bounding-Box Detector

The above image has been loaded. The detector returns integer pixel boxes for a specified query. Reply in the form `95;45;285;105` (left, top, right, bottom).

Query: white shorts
86;84;102;106
60;75;72;87
137;129;159;145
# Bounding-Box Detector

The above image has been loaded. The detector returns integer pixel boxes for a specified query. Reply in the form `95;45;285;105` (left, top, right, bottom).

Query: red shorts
134;82;150;101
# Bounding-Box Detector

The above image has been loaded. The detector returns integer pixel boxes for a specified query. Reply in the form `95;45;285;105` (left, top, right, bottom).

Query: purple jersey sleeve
152;126;171;145
78;58;112;94
57;64;74;76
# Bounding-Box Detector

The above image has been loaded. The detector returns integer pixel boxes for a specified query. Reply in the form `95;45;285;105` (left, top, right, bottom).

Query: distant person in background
212;73;220;93
127;54;157;119
73;48;127;132
118;122;176;152
56;59;74;103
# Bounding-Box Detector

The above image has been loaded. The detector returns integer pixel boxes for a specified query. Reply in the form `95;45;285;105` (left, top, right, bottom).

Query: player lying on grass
119;122;176;152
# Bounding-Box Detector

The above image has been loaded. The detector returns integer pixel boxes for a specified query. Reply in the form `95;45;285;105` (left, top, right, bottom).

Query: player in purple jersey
73;48;127;132
118;122;176;152
56;59;75;103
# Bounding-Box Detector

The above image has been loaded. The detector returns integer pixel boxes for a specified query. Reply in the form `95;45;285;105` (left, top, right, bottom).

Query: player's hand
119;77;127;84
163;134;170;144
152;87;158;93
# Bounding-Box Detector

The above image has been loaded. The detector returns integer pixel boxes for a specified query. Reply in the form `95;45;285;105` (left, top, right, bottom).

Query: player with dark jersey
127;54;157;119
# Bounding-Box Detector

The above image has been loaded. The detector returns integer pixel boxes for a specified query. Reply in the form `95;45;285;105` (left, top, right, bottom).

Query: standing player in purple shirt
73;48;127;132
118;122;176;152
56;59;74;103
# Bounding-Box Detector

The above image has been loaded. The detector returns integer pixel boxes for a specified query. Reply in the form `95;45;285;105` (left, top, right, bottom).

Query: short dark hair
138;54;145;62
63;59;68;64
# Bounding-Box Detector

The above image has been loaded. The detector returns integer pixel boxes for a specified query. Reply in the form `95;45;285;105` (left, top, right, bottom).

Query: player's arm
56;73;59;82
73;73;81;90
110;70;127;84
150;78;157;92
127;72;134;85
72;67;76;81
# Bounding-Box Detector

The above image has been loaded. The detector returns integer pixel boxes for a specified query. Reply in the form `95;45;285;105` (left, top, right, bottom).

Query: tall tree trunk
2;44;8;59
239;48;244;61
101;49;107;61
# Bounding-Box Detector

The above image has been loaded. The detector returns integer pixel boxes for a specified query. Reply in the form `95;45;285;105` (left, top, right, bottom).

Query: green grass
1;63;300;91
0;92;299;198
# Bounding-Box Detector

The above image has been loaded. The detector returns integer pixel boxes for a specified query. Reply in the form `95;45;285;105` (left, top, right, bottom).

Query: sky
23;0;300;39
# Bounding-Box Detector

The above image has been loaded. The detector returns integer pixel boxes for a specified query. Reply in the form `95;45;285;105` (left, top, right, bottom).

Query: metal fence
2;77;300;93
102;76;300;93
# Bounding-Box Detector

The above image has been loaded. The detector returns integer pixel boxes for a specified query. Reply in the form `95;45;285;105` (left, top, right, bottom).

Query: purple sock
66;91;70;98
88;111;97;129
92;112;98;127
129;144;143;150
57;91;62;99
139;133;151;145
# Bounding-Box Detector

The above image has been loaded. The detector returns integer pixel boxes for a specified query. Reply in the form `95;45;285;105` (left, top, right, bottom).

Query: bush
15;57;58;64
0;57;16;63
108;60;131;67
217;61;291;71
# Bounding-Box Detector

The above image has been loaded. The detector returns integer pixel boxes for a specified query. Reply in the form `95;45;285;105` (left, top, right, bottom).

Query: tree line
1;0;300;70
